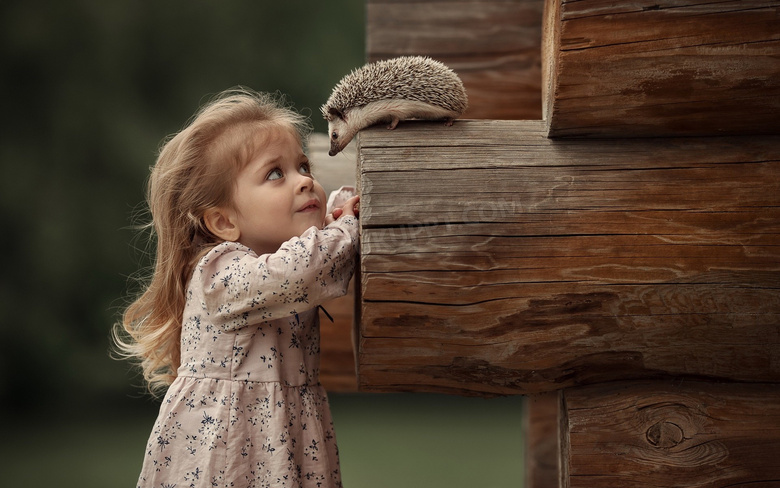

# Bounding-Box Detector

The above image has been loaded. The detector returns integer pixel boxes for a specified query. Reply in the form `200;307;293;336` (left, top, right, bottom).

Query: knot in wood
646;421;684;448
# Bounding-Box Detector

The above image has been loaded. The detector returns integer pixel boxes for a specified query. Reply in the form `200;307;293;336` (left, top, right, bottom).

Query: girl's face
230;127;327;255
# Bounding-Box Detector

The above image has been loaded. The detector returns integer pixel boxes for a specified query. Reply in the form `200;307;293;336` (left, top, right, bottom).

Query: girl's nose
296;173;314;193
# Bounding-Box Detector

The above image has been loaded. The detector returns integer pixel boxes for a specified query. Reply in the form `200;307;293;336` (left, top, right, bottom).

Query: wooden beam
562;380;780;487
367;0;545;120
543;0;780;138
356;120;780;396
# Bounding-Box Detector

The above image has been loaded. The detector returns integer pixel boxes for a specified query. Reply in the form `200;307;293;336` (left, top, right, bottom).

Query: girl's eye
267;168;284;181
299;162;312;176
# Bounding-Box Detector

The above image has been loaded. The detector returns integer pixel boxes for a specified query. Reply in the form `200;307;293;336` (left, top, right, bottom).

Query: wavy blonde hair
115;87;311;394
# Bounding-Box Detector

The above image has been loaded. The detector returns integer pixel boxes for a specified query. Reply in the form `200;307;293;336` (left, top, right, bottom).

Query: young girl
116;88;359;488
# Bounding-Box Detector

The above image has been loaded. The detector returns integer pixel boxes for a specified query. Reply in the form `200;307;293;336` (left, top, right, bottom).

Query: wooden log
562;380;780;487
356;120;780;396
543;0;780;138
367;0;545;120
525;391;561;488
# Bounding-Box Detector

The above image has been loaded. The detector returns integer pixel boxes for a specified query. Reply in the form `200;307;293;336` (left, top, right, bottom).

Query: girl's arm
196;214;358;331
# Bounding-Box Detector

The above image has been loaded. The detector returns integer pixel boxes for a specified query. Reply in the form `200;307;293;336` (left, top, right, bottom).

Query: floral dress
137;216;358;488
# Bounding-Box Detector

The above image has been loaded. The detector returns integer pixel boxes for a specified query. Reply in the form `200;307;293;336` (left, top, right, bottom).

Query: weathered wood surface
543;0;780;138
563;380;780;487
367;0;544;120
524;392;561;488
356;119;780;396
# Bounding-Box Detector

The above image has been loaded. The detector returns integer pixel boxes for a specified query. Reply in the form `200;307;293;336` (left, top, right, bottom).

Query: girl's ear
203;207;240;242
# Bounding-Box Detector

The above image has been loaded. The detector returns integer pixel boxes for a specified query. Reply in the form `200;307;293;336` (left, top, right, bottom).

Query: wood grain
367;0;545;120
563;380;780;487
356;120;780;396
543;0;780;138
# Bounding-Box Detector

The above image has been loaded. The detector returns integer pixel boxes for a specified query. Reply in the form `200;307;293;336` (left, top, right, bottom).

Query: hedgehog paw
444;118;455;127
387;117;400;130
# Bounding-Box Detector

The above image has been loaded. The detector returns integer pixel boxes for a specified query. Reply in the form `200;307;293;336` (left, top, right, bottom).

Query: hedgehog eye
331;131;338;140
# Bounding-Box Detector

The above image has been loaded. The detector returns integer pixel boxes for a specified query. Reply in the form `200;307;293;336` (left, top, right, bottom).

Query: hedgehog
321;56;468;156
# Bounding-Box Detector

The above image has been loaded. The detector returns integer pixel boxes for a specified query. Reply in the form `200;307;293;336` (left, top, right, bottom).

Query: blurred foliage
0;0;364;414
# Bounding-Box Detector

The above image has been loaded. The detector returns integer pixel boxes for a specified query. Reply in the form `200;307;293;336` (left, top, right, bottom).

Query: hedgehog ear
328;107;345;121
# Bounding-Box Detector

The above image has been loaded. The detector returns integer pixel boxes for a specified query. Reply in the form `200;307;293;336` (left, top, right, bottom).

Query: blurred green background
0;1;524;486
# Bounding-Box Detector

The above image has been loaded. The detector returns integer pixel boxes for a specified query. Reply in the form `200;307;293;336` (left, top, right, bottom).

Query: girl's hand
325;195;359;225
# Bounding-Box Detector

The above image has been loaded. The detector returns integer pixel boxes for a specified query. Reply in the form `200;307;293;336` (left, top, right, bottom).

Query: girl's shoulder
199;241;255;268
190;241;253;286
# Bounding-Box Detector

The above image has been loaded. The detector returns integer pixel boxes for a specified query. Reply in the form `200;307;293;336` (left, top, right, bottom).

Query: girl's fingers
326;195;359;225
341;195;360;217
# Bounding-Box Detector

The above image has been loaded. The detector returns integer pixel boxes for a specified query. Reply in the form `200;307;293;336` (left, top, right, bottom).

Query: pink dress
137;216;358;488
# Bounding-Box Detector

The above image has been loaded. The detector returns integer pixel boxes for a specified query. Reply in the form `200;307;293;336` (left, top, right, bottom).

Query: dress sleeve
195;216;358;331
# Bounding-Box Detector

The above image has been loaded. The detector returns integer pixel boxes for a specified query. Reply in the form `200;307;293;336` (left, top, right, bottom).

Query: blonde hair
115;87;311;394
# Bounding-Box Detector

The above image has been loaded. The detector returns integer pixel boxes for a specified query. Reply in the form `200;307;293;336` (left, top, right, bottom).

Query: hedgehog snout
328;138;342;156
328;131;341;156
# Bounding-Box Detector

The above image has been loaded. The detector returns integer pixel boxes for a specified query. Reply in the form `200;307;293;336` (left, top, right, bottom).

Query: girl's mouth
297;199;320;212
